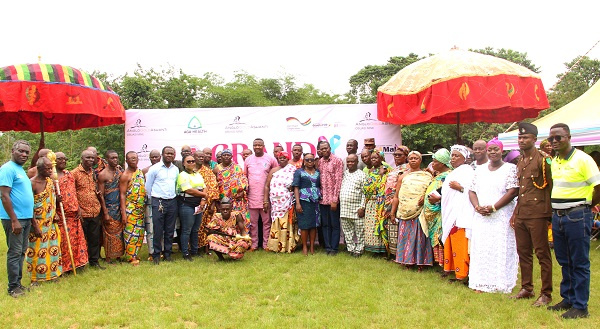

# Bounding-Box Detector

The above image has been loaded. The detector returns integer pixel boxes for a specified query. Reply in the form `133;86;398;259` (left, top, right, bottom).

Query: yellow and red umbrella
377;49;549;126
0;63;125;135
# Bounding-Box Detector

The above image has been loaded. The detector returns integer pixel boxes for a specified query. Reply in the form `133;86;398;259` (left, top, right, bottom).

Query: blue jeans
178;204;202;256
2;219;31;292
552;206;593;310
320;204;341;252
152;198;178;259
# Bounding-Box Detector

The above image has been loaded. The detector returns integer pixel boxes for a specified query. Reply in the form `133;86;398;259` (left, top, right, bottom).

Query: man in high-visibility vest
546;123;600;319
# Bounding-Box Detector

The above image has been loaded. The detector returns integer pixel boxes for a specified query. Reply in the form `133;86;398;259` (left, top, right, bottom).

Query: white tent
498;80;600;149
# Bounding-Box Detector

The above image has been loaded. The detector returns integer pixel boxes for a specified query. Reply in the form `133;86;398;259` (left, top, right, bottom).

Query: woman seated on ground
468;138;519;293
292;153;321;255
441;145;475;283
176;155;207;261
264;151;299;253
206;198;251;261
392;151;433;270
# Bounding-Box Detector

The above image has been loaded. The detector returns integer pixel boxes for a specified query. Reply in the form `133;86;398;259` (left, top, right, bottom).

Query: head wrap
487;137;504;152
450;145;470;159
373;147;385;159
397;145;410;155
504;150;520;163
539;139;550;149
432;148;452;168
407;150;422;160
278;151;290;160
221;149;232;156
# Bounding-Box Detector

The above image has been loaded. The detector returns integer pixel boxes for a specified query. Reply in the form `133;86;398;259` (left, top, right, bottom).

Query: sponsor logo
286;117;311;131
131;119;146;129
312;123;331;128
229;116;246;126
185;116;207;134
354;111;390;130
286;117;312;126
126;118;167;136
226;116;245;134
136;144;150;161
359;112;376;122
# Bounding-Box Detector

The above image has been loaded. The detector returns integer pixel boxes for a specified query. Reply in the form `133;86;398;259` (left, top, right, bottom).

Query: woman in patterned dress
292;153;321;255
363;149;388;255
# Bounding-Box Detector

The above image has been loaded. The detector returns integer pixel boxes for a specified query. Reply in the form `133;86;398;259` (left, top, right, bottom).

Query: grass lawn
0;233;598;328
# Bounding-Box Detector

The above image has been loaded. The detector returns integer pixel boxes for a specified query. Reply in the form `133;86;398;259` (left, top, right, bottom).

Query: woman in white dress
468;138;519;293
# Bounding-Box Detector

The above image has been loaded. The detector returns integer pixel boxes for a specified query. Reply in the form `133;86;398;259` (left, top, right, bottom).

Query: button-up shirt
339;169;367;218
72;164;101;218
244;154;278;209
551;148;600;209
145;162;179;199
318;154;344;205
515;150;553;218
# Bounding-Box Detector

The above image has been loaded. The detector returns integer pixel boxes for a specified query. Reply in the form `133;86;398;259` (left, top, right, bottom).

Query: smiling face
303;154;315;169
81;150;95;170
319;143;331;159
253;139;265;157
487;144;503;162
183;155;196;172
346;154;358;171
126;152;139;169
472;140;487;162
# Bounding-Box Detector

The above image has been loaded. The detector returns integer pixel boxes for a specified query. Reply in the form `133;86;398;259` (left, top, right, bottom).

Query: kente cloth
123;169;146;261
57;171;88;271
198;165;219;247
267;207;298;253
206;212;250;259
363;167;388;248
215;163;250;229
395;170;433;220
418;170;450;249
384;164;408;254
269;164;296;221
395;217;433;266
102;168;125;259
441;164;475;243
443;228;469;280
26;178;62;282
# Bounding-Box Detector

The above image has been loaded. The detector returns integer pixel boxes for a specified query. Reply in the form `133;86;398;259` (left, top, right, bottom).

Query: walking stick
47;151;77;276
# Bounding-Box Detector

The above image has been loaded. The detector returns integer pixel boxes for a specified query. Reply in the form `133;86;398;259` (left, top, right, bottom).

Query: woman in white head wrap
440;145;475;282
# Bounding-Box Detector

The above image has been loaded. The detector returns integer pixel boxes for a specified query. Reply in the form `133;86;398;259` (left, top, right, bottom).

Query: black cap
518;122;538;136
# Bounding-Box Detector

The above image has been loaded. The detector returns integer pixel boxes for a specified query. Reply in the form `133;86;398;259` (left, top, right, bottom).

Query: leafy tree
348;53;423;103
470;47;540;73
546;56;600;110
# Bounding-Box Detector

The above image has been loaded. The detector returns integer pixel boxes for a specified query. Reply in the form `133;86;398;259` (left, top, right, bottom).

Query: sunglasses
186;160;196;164
393;153;404;157
548;135;567;143
304;158;315;162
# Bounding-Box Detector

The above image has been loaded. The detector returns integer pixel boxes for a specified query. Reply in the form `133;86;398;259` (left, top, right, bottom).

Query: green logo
188;116;202;129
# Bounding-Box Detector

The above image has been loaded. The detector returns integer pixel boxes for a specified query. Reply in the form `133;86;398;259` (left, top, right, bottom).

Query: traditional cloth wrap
450;145;470;159
486;137;503;152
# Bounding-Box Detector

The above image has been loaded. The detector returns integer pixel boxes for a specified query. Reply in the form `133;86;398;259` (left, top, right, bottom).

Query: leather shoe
547;300;572;312
561;307;589;319
153;257;160;265
532;294;552;307
510;289;535;299
90;263;106;270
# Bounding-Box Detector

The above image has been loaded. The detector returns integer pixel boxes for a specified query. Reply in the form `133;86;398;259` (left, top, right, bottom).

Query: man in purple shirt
244;138;278;250
318;141;344;255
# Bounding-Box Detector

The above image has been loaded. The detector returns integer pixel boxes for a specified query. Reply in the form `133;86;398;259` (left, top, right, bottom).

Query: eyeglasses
304;159;315;162
186;160;196;164
548;135;567;143
393;153;404;157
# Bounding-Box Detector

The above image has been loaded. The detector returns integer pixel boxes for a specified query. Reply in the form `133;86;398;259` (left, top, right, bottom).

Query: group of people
1;123;599;320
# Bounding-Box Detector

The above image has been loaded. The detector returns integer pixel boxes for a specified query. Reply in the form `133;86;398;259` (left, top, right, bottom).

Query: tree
348;53;423;103
546;56;600;110
470;47;540;73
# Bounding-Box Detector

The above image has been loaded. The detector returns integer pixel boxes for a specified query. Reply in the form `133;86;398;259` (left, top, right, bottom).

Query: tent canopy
498;80;600;149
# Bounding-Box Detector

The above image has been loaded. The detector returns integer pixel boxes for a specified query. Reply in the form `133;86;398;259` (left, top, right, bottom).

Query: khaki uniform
514;149;553;297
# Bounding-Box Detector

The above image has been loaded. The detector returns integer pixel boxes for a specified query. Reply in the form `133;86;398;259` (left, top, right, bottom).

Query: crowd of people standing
1;123;599;320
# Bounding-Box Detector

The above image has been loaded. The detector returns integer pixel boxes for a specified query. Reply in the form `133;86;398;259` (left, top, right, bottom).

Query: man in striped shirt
339;154;366;257
547;123;600;319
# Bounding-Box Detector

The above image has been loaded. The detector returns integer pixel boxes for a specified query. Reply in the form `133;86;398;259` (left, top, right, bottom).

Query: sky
3;0;599;96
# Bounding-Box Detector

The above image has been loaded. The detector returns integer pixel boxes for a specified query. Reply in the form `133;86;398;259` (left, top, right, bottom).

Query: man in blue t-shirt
0;140;35;298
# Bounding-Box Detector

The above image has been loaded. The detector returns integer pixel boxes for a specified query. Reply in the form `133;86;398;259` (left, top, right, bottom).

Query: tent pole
456;113;461;144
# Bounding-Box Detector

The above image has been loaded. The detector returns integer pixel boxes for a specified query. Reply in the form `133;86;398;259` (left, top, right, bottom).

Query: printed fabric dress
384;164;408;255
363;168;388;253
468;163;519;293
292;169;321;230
57;170;89;271
123;169;146;261
26;178;62;282
418;170;450;266
103;168;125;259
215;163;250;229
198;165;219;247
206;211;251;259
267;164;299;253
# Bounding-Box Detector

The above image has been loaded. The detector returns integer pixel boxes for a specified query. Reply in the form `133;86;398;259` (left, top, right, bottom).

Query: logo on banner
185;116;207;134
355;111;389;130
131;119;146;128
360;112;376;122
286;117;311;131
136;144;150;161
226;116;245;134
126;118;167;136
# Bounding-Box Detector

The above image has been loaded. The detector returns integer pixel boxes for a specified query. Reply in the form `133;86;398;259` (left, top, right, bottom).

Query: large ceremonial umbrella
377;49;549;139
0;63;125;140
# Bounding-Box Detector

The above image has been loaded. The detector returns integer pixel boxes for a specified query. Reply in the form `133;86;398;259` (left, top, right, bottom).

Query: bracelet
491;205;497;212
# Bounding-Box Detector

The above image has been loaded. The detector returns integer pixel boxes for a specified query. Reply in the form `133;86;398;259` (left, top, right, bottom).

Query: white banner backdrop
125;104;402;168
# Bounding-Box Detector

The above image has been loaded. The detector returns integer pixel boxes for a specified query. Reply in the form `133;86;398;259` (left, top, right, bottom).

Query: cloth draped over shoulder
123;169;146;261
269;164;297;221
396;170;433;220
206;211;250;259
441;164;475;243
419;170;449;247
215;163;250;228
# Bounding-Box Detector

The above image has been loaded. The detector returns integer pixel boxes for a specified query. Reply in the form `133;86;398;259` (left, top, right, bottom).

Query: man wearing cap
510;122;553;307
363;138;376;151
546;123;600;319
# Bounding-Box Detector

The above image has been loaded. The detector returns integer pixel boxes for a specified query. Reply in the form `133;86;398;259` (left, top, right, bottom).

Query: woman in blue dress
292;153;321;255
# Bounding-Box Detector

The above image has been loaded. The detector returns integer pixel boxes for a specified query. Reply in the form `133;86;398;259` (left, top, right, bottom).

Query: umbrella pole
456;113;462;144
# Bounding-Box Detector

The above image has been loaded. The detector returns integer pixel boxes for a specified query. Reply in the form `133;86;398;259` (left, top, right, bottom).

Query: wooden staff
47;151;77;276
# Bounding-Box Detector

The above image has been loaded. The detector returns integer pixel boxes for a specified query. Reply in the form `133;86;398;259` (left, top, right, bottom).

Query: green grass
0;233;598;329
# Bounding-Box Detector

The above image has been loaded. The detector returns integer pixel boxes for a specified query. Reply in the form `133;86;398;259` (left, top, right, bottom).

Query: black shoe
153;257;160;265
330;251;338;256
183;254;193;261
326;251;332;256
19;284;30;292
561;308;589;319
547;300;572;312
164;255;173;262
8;286;26;298
90;263;106;270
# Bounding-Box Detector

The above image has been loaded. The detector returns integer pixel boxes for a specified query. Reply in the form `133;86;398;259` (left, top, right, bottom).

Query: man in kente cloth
98;150;124;263
119;151;146;266
195;150;219;255
26;158;62;284
206;198;251;260
55;152;88;272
